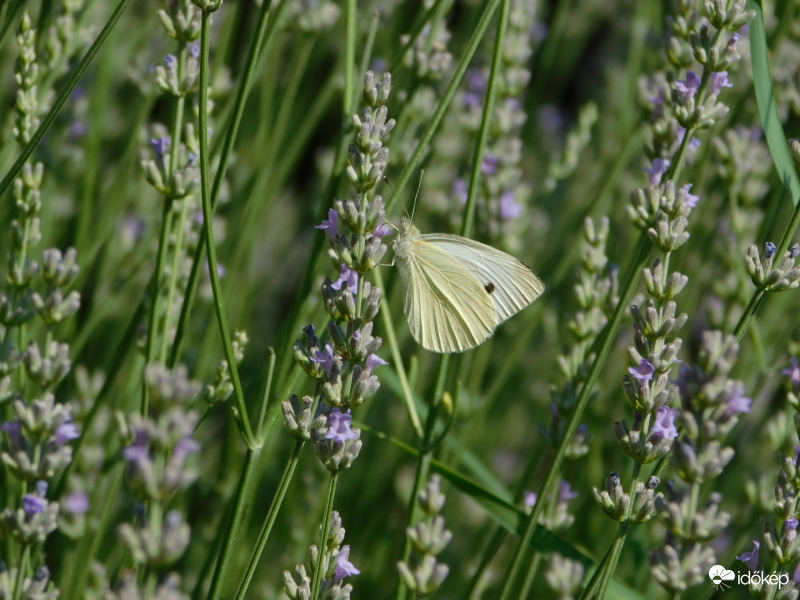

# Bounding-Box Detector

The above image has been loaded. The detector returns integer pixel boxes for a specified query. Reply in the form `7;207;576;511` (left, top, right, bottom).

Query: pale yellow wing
418;234;544;324
402;240;497;353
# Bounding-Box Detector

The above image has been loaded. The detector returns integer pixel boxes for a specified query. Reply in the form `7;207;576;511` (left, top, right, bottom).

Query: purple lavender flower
334;545;361;581
481;154;500;176
736;540;759;570
0;420;23;449
645;158;670;186
463;69;486;108
23;493;47;516
164;54;177;69
524;491;538;508
150;137;171;159
765;241;777;259
325;409;359;442
725;383;751;415
651;406;679;441
559;480;578;502
190;43;200;59
365;353;388;375
122;429;150;462
63;492;89;515
499;191;523;220
682;183;699;208
316;209;340;240
675;71;701;101
55;421;80;447
629;359;656;382
782;357;800;386
331;264;359;291
311;343;336;376
710;72;734;98
174;437;201;457
785;518;799;534
452;179;468;205
373;223;392;238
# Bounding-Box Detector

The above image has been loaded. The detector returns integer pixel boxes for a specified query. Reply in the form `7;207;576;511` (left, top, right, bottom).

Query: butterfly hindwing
418;234;544;324
402;239;496;353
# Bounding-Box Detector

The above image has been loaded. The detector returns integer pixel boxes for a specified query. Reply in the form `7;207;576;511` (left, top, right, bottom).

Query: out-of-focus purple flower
675;71;701;101
645;158;670;187
365;353;388;374
530;21;548;43
188;152;198;167
326;409;358;442
737;540;759;570
785;518;799;534
481;154;499;176
23;494;47;516
682;183;700;208
174;437;201;457
559;480;578;502
164;54;177;69
123;429;150;462
190;43;200;59
63;492;89;515
317;209;340;240
150;137;171;159
651;406;679;441
725;383;751;415
524;491;538;508
463;69;486;108
331;264;359;292
55;421;80;447
311;343;336;376
629;359;656;382
782;357;800;386
499;191;523;220
453;179;468;205
710;71;734;98
334;545;361;581
0;420;23;449
765;242;777;259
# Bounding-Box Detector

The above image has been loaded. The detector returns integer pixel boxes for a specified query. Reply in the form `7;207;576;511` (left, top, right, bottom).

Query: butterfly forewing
402;240;496;353
418;234;544;324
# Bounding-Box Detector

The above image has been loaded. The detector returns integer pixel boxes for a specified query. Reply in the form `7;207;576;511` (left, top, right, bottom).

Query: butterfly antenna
410;169;424;220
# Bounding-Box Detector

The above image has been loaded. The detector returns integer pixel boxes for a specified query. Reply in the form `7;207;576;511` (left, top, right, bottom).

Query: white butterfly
393;218;544;353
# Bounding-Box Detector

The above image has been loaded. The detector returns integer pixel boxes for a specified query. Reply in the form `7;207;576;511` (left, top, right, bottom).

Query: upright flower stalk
282;70;392;600
579;2;753;597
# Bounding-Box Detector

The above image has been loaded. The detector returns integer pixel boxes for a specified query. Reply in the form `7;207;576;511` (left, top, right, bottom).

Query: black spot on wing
484;282;496;294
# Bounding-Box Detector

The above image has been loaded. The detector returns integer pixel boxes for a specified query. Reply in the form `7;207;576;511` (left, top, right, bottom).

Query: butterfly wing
399;239;497;353
419;234;544;325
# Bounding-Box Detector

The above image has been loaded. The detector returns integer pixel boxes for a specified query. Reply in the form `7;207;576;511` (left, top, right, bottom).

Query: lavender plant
4;0;800;598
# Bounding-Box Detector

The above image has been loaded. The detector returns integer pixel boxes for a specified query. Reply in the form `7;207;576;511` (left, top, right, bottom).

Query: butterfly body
393;218;544;353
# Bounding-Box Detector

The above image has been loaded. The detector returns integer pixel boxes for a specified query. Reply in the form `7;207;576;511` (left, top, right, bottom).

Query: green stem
498;233;650;600
205;446;264;600
232;442;303;600
384;0;503;214
733;193;800;340
374;269;423;436
462;0;509;239
198;8;254;445
395;354;449;600
0;0;133;199
141;200;174;414
169;0;283;368
310;473;339;600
